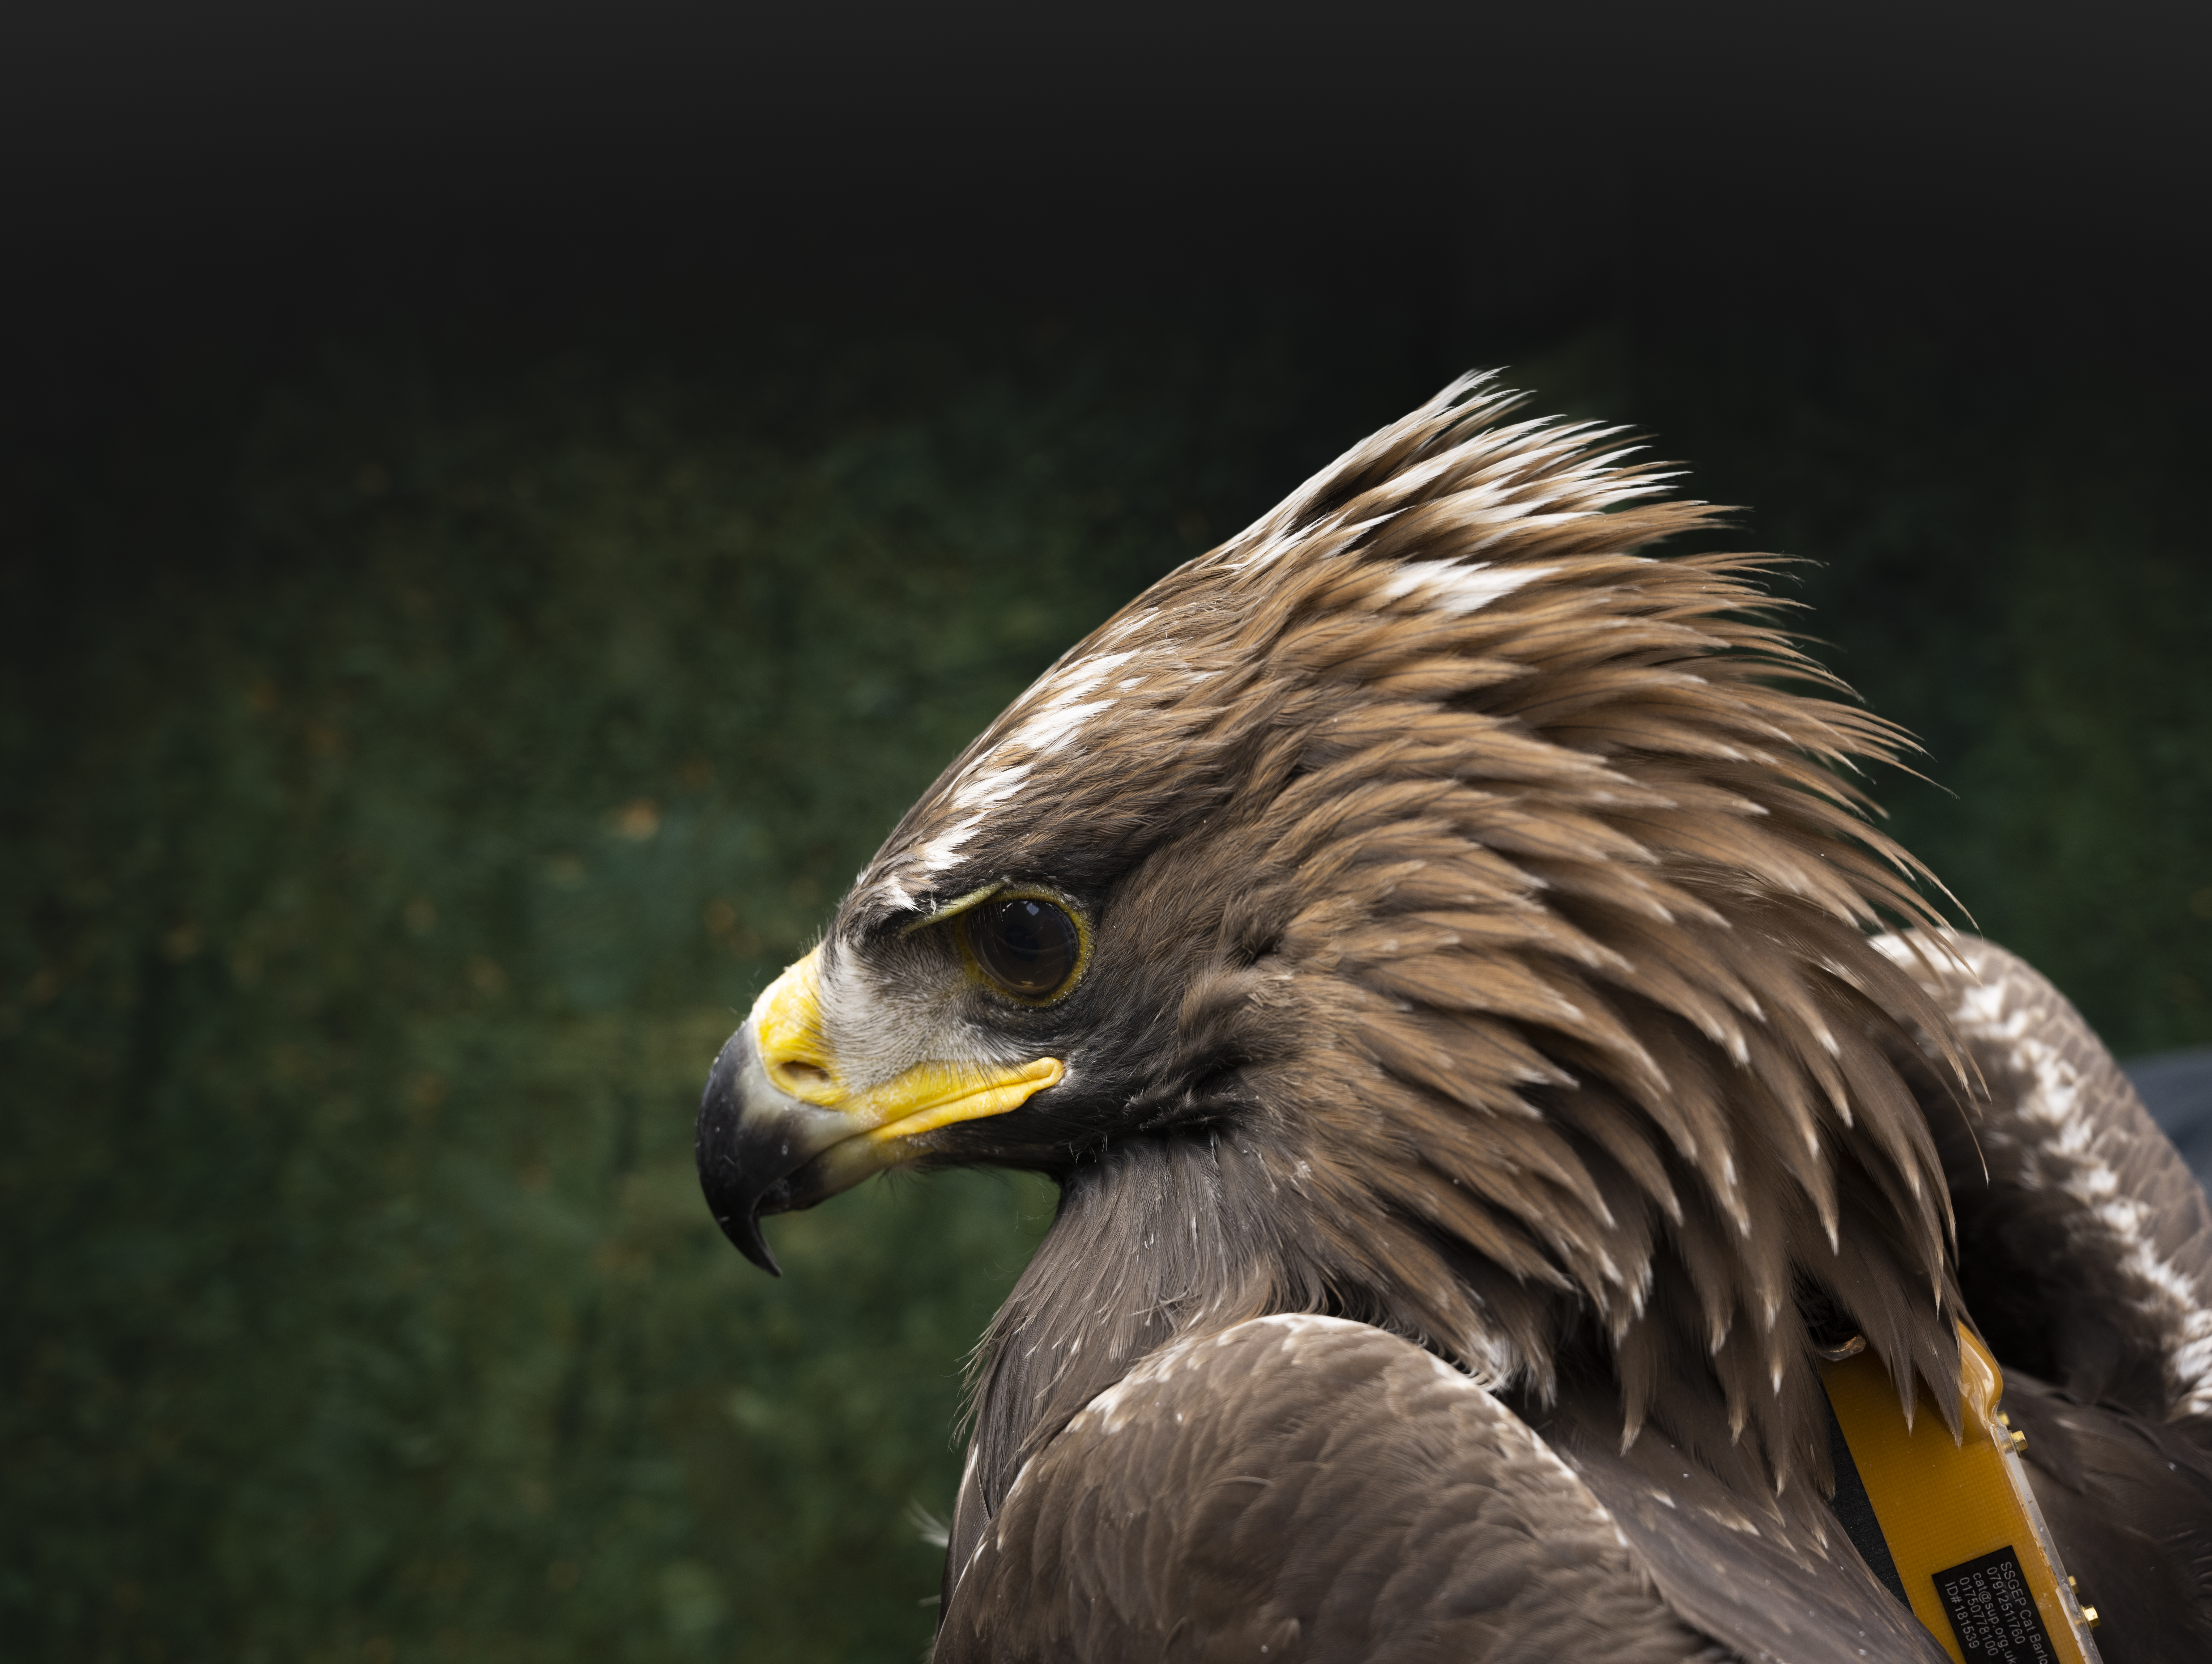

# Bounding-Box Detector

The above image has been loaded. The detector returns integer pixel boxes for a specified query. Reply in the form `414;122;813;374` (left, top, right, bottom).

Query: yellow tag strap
1821;1327;2103;1664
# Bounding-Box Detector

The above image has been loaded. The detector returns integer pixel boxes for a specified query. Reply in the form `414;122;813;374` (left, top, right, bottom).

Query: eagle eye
962;896;1083;1002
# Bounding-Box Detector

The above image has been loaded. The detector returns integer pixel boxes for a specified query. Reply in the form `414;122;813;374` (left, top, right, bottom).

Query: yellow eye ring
953;888;1093;1006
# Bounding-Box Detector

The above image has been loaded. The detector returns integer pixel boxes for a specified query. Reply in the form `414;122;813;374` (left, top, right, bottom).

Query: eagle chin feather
697;373;2212;1661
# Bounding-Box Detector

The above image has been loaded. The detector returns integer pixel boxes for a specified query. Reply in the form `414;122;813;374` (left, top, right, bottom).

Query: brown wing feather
939;1317;1733;1664
1877;931;2212;1420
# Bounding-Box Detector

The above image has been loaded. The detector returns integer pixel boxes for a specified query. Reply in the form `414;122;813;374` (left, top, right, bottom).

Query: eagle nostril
773;1058;835;1097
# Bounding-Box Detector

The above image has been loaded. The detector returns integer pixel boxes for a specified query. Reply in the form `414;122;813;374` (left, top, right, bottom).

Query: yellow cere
751;946;1065;1139
1822;1326;2101;1664
753;947;841;1102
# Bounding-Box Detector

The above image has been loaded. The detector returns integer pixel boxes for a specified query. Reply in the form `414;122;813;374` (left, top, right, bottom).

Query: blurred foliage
3;308;2208;1662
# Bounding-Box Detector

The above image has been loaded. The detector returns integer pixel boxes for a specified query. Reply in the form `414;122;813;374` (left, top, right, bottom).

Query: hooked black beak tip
696;1028;813;1280
717;1207;782;1277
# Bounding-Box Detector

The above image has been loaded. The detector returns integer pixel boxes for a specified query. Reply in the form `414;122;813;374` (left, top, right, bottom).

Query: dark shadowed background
5;4;2209;1660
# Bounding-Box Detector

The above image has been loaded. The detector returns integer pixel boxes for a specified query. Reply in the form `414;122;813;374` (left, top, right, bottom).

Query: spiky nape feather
821;376;1983;1565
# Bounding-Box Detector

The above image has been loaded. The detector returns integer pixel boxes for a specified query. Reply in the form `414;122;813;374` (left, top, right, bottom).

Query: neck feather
950;1134;1314;1572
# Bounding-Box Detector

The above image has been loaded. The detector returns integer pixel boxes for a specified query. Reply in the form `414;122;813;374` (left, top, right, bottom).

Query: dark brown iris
965;896;1081;1000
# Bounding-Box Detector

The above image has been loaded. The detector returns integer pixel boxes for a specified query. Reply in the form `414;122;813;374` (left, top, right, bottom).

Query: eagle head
696;373;1971;1528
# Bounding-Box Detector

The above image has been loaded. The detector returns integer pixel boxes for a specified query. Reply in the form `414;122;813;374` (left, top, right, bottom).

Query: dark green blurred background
5;6;2209;1661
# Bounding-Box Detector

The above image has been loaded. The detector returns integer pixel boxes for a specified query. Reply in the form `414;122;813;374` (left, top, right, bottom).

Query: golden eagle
696;377;2212;1662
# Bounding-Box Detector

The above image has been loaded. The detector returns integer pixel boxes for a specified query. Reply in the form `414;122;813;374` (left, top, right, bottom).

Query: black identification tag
1932;1546;2060;1664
